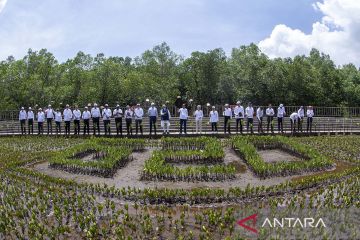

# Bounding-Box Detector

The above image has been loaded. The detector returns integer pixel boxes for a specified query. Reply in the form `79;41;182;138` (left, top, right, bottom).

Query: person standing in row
148;103;158;135
223;104;232;134
63;105;73;135
54;109;62;134
179;104;188;134
266;104;275;133
160;104;171;135
91;103;101;135
134;104;144;135
37;108;45;135
73;105;81;135
125;105;133;136
245;103;254;134
290;112;298;133
19;107;27;135
102;104;112;136
297;106;305;132
82;106;91;135
113;105;123;136
256;106;264;133
277;104;286;133
194;105;203;134
27;107;34;134
307;106;314;132
234;101;244;134
210;106;219;133
46;105;54;135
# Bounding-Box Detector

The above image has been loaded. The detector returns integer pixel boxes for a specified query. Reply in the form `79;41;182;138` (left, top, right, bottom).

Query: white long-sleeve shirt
46;109;54;119
256;108;263;120
210;110;219;123
148;107;158;117
37;112;45;122
55;112;62;122
63;109;73;121
223;108;232;118
298;108;305;118
134;108;144;120
102;109;112;120
307;109;314;118
245;107;254;118
27;111;34;120
234;106;244;118
277;107;286;118
125;109;133;119
266;108;275;117
82;110;91;120
73;109;81;120
19;110;27;121
194;110;203;121
113;109;123;118
290;112;298;122
91;107;101;118
179;108;188;120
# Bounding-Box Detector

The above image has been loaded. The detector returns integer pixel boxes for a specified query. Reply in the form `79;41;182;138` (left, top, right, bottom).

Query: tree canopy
0;43;359;110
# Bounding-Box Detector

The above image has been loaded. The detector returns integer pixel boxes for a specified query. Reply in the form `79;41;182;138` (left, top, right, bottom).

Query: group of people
18;102;315;136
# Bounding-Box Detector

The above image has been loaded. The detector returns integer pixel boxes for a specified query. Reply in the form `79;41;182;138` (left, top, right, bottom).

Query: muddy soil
258;149;301;163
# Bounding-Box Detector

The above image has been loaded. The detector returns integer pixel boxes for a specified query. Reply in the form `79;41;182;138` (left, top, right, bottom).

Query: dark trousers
224;116;231;134
278;117;284;132
298;117;303;132
257;117;263;133
247;118;254;133
74;120;80;135
236;118;244;133
290;120;297;133
38;122;44;134
20;120;26;134
180;119;187;134
55;121;61;134
115;118;122;136
149;116;157;135
135;119;143;135
65;121;71;135
28;119;34;134
211;122;218;132
83;119;90;135
104;120;111;135
92;117;100;135
267;116;274;132
126;118;132;135
307;117;313;132
47;118;53;134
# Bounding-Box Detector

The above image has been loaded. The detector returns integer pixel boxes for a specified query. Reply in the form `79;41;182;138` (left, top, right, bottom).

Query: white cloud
0;0;7;13
259;0;360;66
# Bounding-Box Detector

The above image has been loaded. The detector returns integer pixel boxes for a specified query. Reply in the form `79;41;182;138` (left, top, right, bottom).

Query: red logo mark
237;213;258;234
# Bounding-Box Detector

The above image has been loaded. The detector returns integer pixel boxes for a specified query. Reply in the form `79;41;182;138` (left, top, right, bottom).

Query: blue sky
0;0;359;65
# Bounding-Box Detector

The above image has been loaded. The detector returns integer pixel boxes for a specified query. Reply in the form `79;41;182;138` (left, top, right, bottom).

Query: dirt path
30;148;321;190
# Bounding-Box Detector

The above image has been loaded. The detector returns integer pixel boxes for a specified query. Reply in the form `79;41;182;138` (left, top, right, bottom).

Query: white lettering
261;218;272;228
304;218;314;227
293;218;304;228
315;218;326;228
273;218;284;228
284;218;295;227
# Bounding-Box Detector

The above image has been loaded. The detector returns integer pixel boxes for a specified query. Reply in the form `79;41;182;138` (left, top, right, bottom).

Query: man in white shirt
306;106;315;132
179;104;188;134
54;109;62;134
266;104;275;133
82;106;91;135
37;108;45;135
113;105;123;136
209;106;219;133
223;104;232;134
277;104;286;133
193;105;203;134
125;105;133;136
134;103;144;135
91;103;101;135
234;101;245;134
148;103;158;135
46;105;55;135
19;107;27;135
290;112;298;133
73;105;81;135
27;107;34;134
256;106;264;133
245;103;254;134
297;106;305;132
63;104;73;135
102;104;112;136
160;104;171;135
